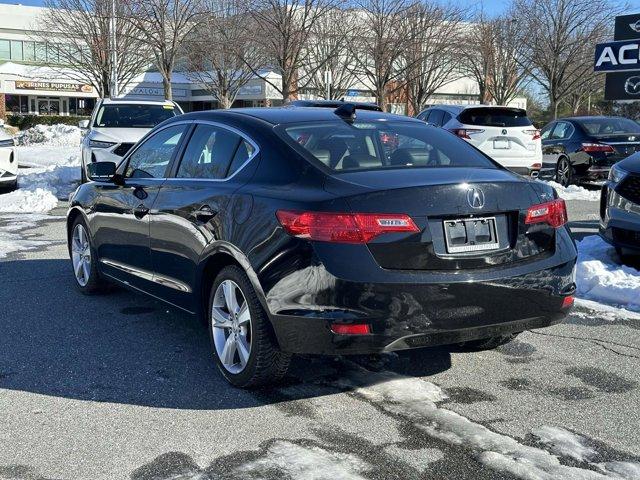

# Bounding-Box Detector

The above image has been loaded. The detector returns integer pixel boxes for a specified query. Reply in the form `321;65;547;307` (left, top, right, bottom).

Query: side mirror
78;119;89;129
87;161;117;182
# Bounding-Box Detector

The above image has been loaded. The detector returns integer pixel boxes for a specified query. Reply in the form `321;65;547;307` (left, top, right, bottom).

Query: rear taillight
581;143;615;153
525;199;568;228
331;323;371;335
449;128;484;139
561;296;575;309
523;129;541;141
276;210;419;243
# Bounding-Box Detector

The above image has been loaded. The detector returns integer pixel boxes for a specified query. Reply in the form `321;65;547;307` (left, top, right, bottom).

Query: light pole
109;0;119;97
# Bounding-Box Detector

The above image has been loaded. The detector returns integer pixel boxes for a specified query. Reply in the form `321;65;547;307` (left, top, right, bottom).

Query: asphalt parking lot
1;198;640;479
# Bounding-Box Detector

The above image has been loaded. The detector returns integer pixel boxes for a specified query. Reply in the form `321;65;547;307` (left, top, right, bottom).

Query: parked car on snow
68;105;577;387
540;116;640;187
416;105;542;178
80;98;183;183
0;121;17;191
600;152;640;257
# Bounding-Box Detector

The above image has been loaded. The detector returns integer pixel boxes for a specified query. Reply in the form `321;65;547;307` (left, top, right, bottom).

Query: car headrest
341;154;381;170
389;148;431;166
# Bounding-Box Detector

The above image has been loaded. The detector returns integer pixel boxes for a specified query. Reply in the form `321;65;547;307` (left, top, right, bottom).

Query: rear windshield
94;104;178;128
458;108;531;127
279;121;497;172
577;118;640;136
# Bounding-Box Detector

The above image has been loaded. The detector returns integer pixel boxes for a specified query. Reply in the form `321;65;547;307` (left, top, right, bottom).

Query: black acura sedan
540;116;640;186
67;105;577;387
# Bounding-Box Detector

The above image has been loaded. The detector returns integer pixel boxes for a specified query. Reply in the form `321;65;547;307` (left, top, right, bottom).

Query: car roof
175;106;423;126
100;98;176;106
287;99;382;111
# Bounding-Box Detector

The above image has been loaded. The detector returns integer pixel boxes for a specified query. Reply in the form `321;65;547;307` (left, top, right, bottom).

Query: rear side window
458;108;532;127
427;109;444;126
279;121;496;172
177;125;241;179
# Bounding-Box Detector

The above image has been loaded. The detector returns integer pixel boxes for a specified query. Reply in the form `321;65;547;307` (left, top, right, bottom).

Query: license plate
444;217;500;253
494;139;510;149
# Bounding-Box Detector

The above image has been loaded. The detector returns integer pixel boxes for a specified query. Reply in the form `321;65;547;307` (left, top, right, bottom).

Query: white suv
80;98;183;182
0;120;17;191
417;105;543;177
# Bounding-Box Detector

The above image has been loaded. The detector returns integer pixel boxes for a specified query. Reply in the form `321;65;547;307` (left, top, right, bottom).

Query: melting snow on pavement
540;181;601;202
576;235;640;311
341;367;640;480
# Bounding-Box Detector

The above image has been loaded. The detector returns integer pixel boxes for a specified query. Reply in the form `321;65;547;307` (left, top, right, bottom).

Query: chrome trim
100;258;192;293
167;119;260;183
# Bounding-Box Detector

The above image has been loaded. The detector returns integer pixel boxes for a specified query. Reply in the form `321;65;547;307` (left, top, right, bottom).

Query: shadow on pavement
0;258;452;410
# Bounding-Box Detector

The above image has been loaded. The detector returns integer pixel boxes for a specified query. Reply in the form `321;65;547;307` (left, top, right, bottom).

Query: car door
547;122;573;166
148;122;258;311
91;123;190;291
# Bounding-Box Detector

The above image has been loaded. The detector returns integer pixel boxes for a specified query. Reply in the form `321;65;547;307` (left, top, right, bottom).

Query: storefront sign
14;80;93;93
120;85;187;98
598;13;640;100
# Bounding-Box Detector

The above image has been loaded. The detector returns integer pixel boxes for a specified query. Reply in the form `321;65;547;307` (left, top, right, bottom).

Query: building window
10;40;23;61
0;40;9;60
47;44;59;63
35;42;47;62
23;41;35;61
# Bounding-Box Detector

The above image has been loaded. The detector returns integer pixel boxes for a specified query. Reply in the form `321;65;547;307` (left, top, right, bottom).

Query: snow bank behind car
15;124;81;147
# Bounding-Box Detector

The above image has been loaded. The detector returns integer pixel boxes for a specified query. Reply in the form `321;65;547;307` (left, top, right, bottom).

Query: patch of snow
0;188;58;213
532;426;596;462
574;299;640;321
238;441;370;480
0;214;53;258
342;366;637;480
16;145;80;169
597;461;640;479
540;181;600;202
15;124;81;147
576;236;640;311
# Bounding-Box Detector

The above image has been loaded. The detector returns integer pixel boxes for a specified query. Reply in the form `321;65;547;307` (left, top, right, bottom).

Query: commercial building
0;3;525;120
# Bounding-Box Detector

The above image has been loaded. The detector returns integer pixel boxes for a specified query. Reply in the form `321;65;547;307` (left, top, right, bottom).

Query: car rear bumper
600;184;640;252
267;258;576;355
579;167;610;186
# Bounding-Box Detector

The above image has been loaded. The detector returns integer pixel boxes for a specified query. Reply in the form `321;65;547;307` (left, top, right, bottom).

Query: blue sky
0;0;639;14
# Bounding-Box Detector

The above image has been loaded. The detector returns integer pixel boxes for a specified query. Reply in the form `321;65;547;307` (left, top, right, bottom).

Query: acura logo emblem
467;187;485;209
501;129;507;135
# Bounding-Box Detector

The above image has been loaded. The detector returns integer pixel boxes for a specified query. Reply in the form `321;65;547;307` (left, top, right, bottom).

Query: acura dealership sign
596;13;640;100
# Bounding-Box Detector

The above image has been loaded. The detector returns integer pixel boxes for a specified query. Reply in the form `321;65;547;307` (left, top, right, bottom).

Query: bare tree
403;2;465;115
186;0;263;108
40;0;148;97
514;0;617;119
459;14;492;104
125;0;203;100
302;8;361;100
244;0;340;101
350;0;413;110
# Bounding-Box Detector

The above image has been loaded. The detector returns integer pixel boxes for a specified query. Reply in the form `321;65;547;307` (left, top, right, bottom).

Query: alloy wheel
71;224;91;287
556;159;571;186
211;280;252;374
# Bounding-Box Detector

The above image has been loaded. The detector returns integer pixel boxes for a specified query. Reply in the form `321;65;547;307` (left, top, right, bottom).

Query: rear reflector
525;199;568;228
581;143;615;153
449;128;484;139
276;210;419;243
331;323;371;335
561;296;575;308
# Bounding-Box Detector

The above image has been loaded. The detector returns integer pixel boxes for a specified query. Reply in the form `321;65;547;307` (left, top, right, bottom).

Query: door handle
193;204;218;223
133;185;148;200
134;204;149;219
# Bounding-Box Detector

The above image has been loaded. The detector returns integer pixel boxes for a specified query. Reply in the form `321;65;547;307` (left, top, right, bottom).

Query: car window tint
428;109;444;126
577;117;640;135
280;121;495;172
458;108;532;127
126;125;186;179
227;139;256;176
177;125;241;179
540;124;554;140
441;112;452;126
551;122;572;140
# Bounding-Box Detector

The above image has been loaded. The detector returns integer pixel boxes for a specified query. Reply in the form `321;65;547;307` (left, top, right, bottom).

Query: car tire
456;333;521;351
208;265;291;388
69;216;109;294
555;157;573;186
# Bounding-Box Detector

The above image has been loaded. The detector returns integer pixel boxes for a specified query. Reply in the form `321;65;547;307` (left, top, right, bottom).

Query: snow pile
16;124;81;147
532;426;596;462
239;441;370;480
576;235;640;311
341;366;640;480
541;181;601;202
0;188;58;213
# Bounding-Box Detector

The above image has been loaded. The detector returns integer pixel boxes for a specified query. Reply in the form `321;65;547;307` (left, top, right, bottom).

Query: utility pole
324;69;332;100
109;0;119;97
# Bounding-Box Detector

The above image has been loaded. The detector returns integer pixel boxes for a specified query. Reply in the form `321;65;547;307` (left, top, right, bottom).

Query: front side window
280;121;496;172
540;123;554;141
551;122;573;140
126;125;187;179
427;109;444;126
94;104;179;128
177;125;242;179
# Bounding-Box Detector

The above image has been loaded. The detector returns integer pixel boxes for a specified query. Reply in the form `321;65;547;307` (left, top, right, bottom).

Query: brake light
523;129;541;141
276;210;419;243
449;128;484;139
581;143;615;153
561;296;575;309
525;199;567;228
331;323;371;335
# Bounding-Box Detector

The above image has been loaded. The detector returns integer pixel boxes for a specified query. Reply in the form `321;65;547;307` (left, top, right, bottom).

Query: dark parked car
67;106;577;388
287;99;382;111
600;153;640;257
540;116;640;186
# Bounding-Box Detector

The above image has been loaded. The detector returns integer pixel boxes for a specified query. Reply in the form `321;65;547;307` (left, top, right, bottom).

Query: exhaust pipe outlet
530;170;540;179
